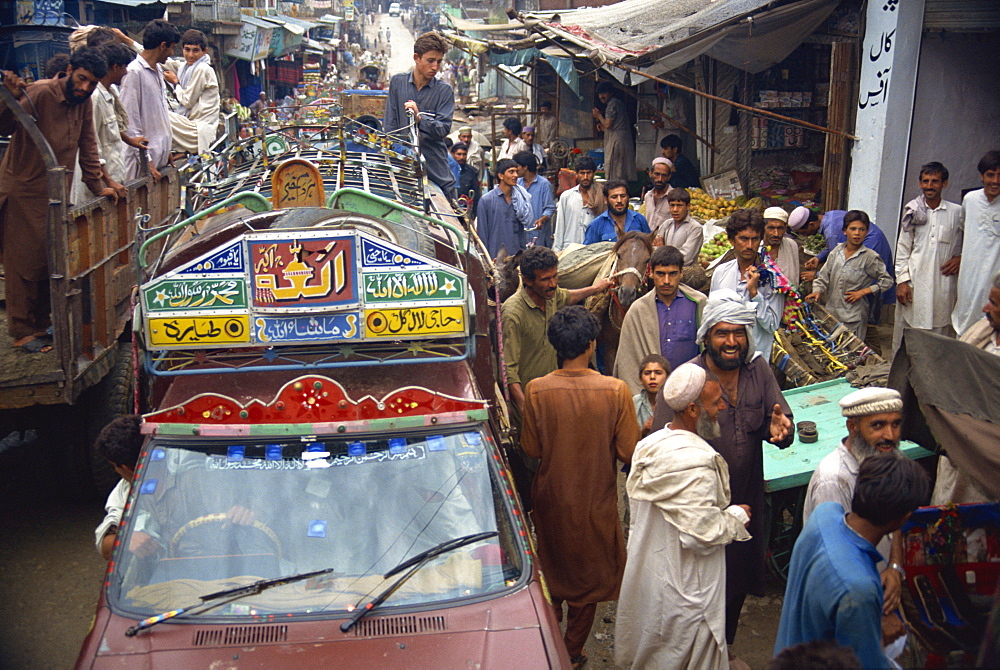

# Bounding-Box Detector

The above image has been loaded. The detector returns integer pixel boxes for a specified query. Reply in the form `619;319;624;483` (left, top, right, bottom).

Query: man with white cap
642;157;675;233
803;386;907;615
762;206;800;288
650;288;793;659
616;363;752;669
451;125;484;178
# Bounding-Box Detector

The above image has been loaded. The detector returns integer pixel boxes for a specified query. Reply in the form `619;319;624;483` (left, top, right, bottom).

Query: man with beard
761;206;799;288
803;387;907;618
616;363;752;669
584;180;649;244
710;208;782;358
552;156;604;251
0;47;118;352
643;157;675;233
521;305;638;667
649;289;792;665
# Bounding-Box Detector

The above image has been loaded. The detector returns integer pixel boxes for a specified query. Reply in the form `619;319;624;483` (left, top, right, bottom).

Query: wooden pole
610;80;717;152
617;65;859;141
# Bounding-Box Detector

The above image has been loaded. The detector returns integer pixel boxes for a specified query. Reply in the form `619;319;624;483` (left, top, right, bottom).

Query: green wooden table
765;378;934;493
762;378;935;579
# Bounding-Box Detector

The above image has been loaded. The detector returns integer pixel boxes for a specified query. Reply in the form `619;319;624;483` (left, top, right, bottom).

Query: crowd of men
7;23;996;669
0;19;222;353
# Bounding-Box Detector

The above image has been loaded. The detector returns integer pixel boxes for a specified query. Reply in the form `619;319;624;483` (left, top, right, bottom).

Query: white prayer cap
662;363;707;411
651;157;674;170
763;206;789;223
457;126;473;134
839;387;903;417
695;288;756;343
788;206;811;230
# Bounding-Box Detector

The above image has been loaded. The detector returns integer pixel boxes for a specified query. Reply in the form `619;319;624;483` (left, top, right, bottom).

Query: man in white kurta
893;163;963;355
762;207;800;288
553;157;604;251
164;47;220;154
952;151;1000;335
616;364;751;670
70;81;125;206
120;20;178;180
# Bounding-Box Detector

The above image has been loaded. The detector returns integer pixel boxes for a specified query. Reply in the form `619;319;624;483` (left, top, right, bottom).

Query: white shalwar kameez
552;185;602;251
894;198;962;351
952;188;1000;335
165;54;220;154
616;428;750;670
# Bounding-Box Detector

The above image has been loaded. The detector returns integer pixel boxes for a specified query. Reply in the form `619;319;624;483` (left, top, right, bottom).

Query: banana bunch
688;188;741;221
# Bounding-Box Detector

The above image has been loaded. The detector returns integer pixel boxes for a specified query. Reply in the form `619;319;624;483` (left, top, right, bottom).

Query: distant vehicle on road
388;2;401;16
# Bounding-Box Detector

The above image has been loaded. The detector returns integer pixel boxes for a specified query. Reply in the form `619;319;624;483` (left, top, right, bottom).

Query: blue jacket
584;209;649;244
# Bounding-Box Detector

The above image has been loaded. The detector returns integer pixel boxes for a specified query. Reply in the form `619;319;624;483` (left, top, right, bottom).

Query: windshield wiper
340;531;498;633
125;568;333;637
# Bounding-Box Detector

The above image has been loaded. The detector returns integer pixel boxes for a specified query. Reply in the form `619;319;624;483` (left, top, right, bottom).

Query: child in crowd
93;415;143;560
633;354;669;437
805;210;893;340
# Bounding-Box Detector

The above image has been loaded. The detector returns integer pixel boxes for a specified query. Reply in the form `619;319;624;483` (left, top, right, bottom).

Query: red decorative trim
144;375;488;425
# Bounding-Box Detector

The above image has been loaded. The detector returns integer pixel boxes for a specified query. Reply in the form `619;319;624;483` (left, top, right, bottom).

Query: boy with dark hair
499;116;528;160
94;415;144;560
476;158;532;259
614;244;706;391
952;149;1000;334
806;210;893;340
449;141;480;214
660;133;700;188
633;353;668;435
121;18;179;181
656;186;703;266
514;150;555;247
521;304;639;666
163;28;219;155
384;31;454;195
775;452;929;668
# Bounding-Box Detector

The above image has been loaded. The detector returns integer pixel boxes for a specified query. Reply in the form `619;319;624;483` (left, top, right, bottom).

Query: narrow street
0;432;108;669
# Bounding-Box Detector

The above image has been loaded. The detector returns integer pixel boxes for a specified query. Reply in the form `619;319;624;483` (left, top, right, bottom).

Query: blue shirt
519;173;556;245
817;210;896;304
655;293;699;371
775;502;887;669
384;71;455;193
448;154;461;184
477;186;524;259
583;209;650;244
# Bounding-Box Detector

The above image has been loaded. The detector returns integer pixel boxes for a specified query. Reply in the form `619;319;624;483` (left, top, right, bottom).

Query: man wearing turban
651;289;793;663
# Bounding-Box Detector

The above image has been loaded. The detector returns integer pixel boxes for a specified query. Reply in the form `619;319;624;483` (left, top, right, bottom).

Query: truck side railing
0;85;181;407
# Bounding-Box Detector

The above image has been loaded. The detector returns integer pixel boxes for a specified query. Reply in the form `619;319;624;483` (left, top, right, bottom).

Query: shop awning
446;16;530;33
525;0;839;76
225;15;275;63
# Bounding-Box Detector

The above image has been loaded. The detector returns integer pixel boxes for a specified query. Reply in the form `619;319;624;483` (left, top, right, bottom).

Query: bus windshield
108;428;524;620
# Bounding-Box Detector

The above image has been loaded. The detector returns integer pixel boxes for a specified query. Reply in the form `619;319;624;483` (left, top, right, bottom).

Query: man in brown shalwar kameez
521;305;640;667
0;47;117;352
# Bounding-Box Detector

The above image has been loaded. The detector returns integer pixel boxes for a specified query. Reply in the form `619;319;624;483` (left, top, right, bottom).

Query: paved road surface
0;432;108;669
370;14;415;79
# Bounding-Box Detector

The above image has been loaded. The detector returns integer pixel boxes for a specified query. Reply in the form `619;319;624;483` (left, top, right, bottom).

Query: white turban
788;206;811;230
763;206;789;223
651;157;674;170
662;363;707;411
840;387;903;417
696;289;757;343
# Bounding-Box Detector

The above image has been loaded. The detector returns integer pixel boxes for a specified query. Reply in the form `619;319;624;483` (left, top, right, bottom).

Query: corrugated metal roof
524;0;838;75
